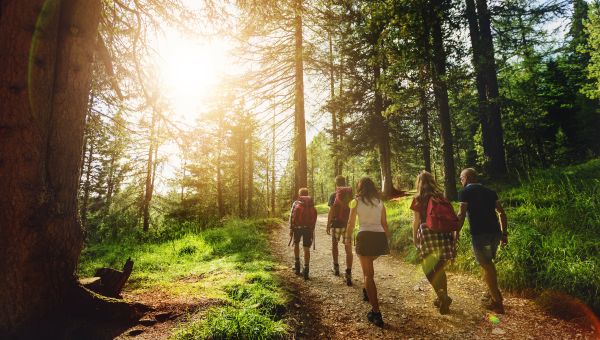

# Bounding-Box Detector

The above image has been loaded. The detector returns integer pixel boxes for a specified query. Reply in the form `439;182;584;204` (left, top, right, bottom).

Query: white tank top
354;198;385;233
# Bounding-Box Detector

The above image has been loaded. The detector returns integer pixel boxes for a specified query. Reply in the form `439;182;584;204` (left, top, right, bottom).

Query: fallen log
83;258;134;298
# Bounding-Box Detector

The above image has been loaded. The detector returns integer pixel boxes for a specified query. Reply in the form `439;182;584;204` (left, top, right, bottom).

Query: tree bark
327;13;340;177
373;57;393;197
465;0;492;166
429;1;458;200
247;133;254;217
475;0;507;176
271;114;276;216
418;66;432;172
294;0;308;193
142;107;157;232
0;0;102;334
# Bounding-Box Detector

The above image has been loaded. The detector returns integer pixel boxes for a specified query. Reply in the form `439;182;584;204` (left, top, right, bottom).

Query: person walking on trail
457;168;508;314
410;171;458;315
346;177;390;328
290;188;318;280
327;175;354;285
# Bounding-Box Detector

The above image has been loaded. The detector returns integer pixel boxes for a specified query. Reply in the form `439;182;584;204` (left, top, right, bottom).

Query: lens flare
488;314;501;325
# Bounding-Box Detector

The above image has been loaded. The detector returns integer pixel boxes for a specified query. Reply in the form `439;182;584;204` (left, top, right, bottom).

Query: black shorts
293;227;313;247
355;231;390;257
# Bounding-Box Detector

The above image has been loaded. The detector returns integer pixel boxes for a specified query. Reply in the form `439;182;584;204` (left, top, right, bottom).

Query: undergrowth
78;217;289;339
386;159;600;313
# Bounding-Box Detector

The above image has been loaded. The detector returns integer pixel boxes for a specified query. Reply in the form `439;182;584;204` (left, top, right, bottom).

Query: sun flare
157;33;230;123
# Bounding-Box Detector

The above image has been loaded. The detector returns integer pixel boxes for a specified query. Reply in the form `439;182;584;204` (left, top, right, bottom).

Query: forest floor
273;214;600;340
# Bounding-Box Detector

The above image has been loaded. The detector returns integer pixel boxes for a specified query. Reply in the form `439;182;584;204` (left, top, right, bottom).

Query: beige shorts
331;227;346;243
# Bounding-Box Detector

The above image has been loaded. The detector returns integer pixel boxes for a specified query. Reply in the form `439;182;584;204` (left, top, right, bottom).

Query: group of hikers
288;169;508;328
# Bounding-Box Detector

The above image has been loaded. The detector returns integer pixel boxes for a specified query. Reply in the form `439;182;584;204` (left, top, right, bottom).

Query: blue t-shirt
458;184;500;235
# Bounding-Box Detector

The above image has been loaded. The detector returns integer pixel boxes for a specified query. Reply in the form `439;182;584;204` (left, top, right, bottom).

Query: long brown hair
414;171;444;202
356;177;381;206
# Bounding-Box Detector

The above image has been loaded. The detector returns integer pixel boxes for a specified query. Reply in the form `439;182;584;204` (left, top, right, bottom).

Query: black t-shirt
328;192;336;207
458;184;500;235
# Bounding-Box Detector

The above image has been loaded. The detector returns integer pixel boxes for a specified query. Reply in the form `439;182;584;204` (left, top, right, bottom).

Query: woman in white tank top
345;177;390;328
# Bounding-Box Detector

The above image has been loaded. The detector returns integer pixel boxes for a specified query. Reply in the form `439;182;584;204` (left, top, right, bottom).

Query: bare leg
303;246;310;265
481;262;502;303
359;255;379;312
332;236;339;265
345;240;353;271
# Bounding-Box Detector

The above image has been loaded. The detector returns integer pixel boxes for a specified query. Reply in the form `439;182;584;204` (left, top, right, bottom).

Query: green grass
315;203;329;214
386;159;600;312
78;218;289;339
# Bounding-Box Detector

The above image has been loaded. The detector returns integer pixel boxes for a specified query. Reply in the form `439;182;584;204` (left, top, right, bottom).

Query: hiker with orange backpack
410;171;458;315
326;175;354;285
290;188;318;280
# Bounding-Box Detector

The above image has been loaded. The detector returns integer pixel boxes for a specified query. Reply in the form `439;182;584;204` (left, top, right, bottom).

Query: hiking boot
480;291;492;303
294;260;301;276
332;263;340;276
483;299;505;314
303;266;309;280
345;269;352;286
362;288;369;302
367;310;384;328
439;295;452;315
433;295;452;309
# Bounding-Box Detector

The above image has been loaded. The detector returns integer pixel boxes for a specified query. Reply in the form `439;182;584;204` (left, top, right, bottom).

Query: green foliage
79;218;290;338
386;159;600;312
584;1;600;99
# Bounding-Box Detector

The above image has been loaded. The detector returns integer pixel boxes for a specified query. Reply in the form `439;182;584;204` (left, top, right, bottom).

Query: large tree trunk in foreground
0;1;101;335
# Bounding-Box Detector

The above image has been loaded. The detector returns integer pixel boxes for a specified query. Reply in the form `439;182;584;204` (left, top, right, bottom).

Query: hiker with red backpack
326;175;354;285
289;188;318;280
410;171;458;315
457;168;508;314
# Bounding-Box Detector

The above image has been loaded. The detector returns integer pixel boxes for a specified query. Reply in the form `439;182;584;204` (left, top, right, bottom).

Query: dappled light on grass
78;218;290;338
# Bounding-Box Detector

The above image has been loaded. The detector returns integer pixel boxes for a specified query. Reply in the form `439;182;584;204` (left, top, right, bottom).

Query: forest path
271;214;598;339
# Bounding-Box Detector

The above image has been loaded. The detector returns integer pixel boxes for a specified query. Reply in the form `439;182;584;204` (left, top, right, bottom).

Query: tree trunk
328;18;339;177
0;1;101;334
465;0;492;167
239;133;246;218
142;108;157;232
418;66;432;172
80;132;95;226
475;0;507;176
294;0;308;193
374;63;393;197
429;1;458;200
247;134;254;217
271;115;276;216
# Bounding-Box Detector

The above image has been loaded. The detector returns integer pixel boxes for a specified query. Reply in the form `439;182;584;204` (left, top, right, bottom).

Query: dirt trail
272;214;599;339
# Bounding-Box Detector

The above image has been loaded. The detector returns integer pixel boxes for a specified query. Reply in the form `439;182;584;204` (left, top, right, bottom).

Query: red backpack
425;196;459;233
332;187;353;227
292;196;318;228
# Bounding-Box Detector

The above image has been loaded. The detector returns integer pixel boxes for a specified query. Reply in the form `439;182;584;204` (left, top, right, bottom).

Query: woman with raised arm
410;171;457;314
346;177;390;328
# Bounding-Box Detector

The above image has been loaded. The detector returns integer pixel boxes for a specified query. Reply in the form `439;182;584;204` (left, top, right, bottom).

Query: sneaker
294;261;301;276
345;269;352;286
483;300;505;314
303;266;309;280
439;295;452;315
367;311;384;328
332;263;340;276
362;288;369;302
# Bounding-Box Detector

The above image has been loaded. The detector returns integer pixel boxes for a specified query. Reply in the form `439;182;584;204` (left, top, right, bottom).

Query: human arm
412;211;420;247
326;204;334;235
381;204;390;240
496;200;508;245
289;202;295;236
345;200;357;246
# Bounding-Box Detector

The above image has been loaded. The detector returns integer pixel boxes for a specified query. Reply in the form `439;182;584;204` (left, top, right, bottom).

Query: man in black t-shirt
458;168;508;314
